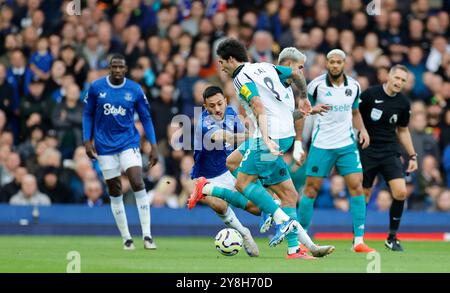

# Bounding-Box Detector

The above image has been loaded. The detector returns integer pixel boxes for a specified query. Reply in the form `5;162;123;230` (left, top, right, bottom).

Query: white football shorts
97;148;142;180
207;171;237;192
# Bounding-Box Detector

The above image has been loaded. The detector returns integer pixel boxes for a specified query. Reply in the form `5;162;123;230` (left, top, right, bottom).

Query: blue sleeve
202;118;221;142
82;84;96;142
275;65;293;84
135;88;157;144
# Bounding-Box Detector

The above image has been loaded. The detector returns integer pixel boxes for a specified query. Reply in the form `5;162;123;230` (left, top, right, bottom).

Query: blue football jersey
191;107;244;179
82;76;156;155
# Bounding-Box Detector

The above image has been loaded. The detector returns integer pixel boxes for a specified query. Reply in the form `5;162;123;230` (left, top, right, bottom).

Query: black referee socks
389;199;405;239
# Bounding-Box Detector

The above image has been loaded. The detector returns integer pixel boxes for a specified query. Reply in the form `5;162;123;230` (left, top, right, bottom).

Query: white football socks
273;208;290;224
354;236;364;246
202;183;213;196
135;189;151;239
217;206;247;235
296;224;316;250
110;195;131;242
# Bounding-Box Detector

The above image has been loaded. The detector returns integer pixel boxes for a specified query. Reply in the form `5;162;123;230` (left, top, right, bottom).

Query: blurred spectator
426;35;450;73
82;179;104;207
405;45;429;101
0;166;27;203
29;37;52;81
16;124;43;167
414;155;444;209
330;175;350;212
0;151;21;186
150;84;179;142
180;0;204;37
82;32;106;70
410;111;440;166
51;83;83;159
434;189;450;212
148;175;179;208
20;79;54;138
176;56;202;118
376;190;393;212
43;59;66;101
249;30;275;63
193;40;216;79
0;64;16;127
178;154;194;207
59;44;89;88
39;166;73;203
9;174;51;206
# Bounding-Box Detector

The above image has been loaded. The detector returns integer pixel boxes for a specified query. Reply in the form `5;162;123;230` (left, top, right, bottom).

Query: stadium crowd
0;0;449;212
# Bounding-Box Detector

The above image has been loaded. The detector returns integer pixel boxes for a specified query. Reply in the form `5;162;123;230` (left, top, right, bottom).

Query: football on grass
214;228;243;256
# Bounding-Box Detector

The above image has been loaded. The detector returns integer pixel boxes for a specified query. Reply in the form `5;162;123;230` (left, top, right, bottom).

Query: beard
329;69;344;80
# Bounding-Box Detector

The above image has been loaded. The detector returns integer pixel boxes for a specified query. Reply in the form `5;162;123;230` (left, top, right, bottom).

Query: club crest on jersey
370;108;383;121
124;93;132;101
99;92;106;98
389;114;398;124
345;89;352;96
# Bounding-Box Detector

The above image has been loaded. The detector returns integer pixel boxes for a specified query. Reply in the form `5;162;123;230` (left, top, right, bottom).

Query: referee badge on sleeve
370;108;383;121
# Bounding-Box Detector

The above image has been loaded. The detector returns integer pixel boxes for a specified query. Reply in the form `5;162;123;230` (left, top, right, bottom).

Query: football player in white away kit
192;38;335;258
298;49;375;253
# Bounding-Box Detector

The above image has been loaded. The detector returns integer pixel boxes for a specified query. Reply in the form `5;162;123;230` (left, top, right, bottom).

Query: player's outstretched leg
214;202;259;257
188;177;250;211
235;176;297;247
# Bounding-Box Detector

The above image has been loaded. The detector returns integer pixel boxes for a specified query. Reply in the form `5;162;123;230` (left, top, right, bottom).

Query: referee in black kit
358;65;418;251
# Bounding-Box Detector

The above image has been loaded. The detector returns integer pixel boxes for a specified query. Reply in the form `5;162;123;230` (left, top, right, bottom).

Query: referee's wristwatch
409;153;418;161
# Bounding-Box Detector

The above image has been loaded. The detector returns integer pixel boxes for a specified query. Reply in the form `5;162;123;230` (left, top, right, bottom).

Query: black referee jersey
358;85;411;156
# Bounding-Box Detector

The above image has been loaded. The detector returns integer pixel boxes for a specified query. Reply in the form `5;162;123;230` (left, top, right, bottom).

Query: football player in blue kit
83;55;159;250
190;85;260;257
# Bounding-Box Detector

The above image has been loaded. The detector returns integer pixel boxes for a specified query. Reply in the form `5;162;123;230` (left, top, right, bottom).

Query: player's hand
293;140;305;166
311;104;331;116
298;99;312;116
148;143;159;168
84;141;98;159
265;138;282;156
359;129;370;149
406;158;418;174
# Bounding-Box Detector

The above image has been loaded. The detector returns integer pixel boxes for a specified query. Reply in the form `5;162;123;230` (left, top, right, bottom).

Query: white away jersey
233;62;295;139
307;74;361;149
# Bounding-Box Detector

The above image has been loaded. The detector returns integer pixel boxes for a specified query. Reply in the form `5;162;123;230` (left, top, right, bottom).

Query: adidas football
214;228;243;256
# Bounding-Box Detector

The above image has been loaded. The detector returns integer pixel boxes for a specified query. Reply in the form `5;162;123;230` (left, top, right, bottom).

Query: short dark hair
203;86;224;101
216;38;248;62
390;64;408;75
109;54;126;65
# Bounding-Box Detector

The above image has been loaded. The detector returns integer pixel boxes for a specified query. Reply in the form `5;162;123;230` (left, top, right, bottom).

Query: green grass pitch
1;236;449;273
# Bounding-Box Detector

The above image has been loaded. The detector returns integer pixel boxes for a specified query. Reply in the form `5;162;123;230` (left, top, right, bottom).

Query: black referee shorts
360;149;405;188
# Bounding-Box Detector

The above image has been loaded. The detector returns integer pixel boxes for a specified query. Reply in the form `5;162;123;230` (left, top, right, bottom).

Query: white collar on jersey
106;75;126;88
